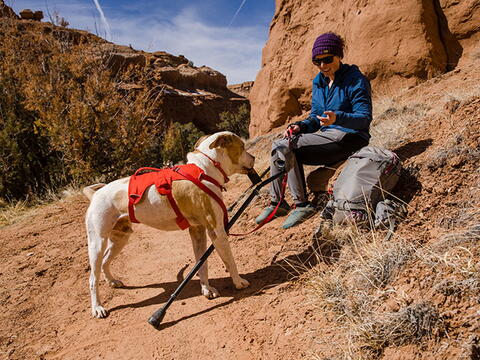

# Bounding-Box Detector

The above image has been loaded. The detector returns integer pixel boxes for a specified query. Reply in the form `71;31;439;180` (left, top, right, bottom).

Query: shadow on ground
109;235;329;329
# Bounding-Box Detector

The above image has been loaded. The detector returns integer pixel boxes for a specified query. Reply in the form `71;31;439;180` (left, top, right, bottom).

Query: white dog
83;131;255;318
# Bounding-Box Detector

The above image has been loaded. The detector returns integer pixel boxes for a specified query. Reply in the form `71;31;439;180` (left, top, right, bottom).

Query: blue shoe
282;203;316;229
255;201;291;224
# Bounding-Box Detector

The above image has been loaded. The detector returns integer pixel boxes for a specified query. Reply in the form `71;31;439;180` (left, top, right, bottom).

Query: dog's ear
194;135;210;149
209;134;234;149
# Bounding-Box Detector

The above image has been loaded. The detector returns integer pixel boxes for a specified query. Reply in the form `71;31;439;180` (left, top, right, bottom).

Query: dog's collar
196;150;230;184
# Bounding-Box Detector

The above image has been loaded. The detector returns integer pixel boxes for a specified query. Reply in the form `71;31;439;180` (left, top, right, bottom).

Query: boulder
19;9;34;20
33;11;43;21
154;64;227;90
105;52;146;74
249;0;470;137
306;161;345;193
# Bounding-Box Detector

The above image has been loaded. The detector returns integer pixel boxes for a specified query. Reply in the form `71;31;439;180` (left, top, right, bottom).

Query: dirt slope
1;54;480;360
1;92;478;359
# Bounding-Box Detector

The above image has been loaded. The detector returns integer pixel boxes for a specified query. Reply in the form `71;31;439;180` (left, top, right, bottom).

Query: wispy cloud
91;0;111;40
228;0;247;27
6;1;268;84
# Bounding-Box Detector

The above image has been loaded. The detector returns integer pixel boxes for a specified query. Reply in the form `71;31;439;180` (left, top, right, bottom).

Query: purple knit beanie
312;32;344;59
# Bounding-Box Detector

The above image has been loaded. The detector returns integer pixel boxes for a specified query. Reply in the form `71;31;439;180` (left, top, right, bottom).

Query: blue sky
7;0;275;84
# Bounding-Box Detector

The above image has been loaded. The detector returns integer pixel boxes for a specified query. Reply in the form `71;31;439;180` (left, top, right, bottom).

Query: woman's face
313;54;341;78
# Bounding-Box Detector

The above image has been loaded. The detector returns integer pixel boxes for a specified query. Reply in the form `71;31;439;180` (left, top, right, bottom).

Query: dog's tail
82;183;106;201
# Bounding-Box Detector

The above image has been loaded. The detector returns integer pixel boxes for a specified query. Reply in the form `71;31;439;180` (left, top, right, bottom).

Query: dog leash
229;128;294;236
229;173;288;236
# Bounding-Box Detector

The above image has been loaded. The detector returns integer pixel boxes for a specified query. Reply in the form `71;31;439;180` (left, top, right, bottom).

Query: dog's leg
207;227;250;290
189;225;220;299
86;208;119;318
102;216;132;288
102;236;128;288
87;229;109;318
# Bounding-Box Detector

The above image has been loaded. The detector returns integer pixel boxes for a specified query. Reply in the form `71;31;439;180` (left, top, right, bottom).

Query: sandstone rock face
249;0;478;137
95;44;245;133
440;0;480;40
228;81;254;98
440;0;480;60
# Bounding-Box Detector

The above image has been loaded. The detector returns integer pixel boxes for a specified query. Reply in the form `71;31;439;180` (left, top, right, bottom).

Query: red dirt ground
0;177;327;360
1;93;479;359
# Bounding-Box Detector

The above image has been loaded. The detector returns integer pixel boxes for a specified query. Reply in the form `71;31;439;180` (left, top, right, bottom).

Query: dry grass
418;225;480;293
0;198;30;227
303;221;480;359
353;302;441;355
307;223;415;305
369;100;429;149
0;181;85;227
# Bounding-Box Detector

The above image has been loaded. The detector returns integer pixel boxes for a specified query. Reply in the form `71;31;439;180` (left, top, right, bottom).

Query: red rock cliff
249;0;479;136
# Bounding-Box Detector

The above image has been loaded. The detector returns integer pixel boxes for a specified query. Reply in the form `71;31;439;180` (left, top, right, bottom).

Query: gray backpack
323;146;403;228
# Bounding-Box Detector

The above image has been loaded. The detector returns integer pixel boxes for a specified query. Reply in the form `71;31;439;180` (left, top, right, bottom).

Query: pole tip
147;312;165;330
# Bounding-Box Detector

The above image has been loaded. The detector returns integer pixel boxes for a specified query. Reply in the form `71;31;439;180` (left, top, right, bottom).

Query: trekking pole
147;170;286;330
227;167;269;212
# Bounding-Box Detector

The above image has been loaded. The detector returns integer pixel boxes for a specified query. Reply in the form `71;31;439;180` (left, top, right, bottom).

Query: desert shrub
0;23;64;199
0;20;165;200
162;122;204;165
218;103;250;138
0;71;61;199
355;302;441;355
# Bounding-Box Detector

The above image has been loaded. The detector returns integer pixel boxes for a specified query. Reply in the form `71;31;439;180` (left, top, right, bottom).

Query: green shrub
218;103;250;138
0;71;61;199
162;122;204;165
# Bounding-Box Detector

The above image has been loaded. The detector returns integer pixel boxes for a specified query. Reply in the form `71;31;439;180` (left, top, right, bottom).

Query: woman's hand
317;111;336;126
283;124;300;138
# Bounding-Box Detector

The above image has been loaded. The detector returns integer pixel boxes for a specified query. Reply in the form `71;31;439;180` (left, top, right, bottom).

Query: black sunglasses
312;55;334;65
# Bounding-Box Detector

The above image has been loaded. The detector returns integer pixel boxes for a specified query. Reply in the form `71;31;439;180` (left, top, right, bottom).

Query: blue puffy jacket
296;63;372;141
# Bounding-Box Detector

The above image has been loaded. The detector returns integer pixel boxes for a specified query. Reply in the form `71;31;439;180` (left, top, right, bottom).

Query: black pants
270;129;368;204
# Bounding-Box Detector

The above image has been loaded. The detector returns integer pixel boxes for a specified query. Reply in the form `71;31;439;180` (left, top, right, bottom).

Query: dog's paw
233;277;250;290
92;306;108;318
201;284;220;299
106;279;124;288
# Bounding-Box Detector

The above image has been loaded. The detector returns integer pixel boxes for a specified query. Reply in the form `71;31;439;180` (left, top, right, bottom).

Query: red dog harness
128;164;228;230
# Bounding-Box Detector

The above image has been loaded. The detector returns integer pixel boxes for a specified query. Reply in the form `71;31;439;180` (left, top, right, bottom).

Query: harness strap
199;173;226;192
128;167;165;224
128;166;225;229
196;150;230;184
230;173;288;236
128;195;141;223
166;191;191;229
173;166;229;229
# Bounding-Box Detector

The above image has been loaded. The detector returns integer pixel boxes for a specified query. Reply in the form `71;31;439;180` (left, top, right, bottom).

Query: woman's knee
271;138;289;152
